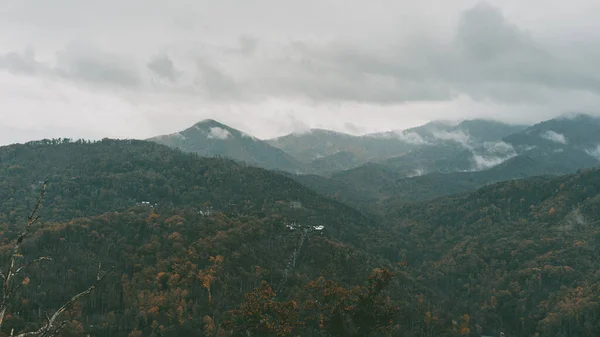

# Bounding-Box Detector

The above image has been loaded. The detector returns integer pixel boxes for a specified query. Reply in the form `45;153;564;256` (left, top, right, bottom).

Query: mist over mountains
147;113;600;216
150;113;600;179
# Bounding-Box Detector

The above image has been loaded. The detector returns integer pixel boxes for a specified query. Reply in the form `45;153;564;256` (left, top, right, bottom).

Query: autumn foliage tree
225;281;301;336
224;268;399;337
303;268;398;337
197;255;224;305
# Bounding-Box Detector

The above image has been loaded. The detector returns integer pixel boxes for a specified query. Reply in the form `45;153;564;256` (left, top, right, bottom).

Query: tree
304;268;398;337
0;183;112;337
224;281;301;336
197;255;224;305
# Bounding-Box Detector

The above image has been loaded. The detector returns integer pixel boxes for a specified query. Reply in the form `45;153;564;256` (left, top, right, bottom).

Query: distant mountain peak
148;120;301;171
192;119;231;130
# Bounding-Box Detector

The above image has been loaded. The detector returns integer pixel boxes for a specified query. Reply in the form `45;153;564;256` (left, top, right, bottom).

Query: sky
2;0;600;144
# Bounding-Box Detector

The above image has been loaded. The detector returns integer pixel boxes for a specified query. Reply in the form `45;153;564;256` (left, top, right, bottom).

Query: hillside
381;168;600;336
266;128;413;171
2;137;600;335
148;119;302;172
0;139;377;245
504;113;600;151
286;155;564;214
287;162;600;335
8;205;398;336
0;139;442;336
501;114;600;173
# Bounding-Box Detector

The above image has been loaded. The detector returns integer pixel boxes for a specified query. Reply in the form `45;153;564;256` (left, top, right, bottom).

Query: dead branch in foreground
0;183;112;337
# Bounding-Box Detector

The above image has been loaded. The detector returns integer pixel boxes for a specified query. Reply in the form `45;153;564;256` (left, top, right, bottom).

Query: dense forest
1;139;599;336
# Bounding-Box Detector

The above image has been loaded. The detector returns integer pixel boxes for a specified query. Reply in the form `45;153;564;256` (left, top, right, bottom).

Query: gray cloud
237;36;259;55
194;58;240;100
147;55;178;80
220;2;600;106
457;3;532;61
55;42;142;87
4;2;599;106
0;48;40;74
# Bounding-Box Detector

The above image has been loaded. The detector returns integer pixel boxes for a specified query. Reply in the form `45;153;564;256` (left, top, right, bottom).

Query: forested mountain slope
381;167;600;336
3;138;600;336
0;139;449;337
0;138;371;244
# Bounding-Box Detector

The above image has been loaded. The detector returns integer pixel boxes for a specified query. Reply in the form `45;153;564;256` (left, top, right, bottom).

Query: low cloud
394;131;430;145
471;141;517;170
585;144;600;161
373;130;430;144
343;122;366;135
571;208;587;226
471;153;516;170
541;130;567;144
406;168;426;177
208;127;232;140
431;130;472;147
482;140;516;155
557;112;593;120
240;131;256;139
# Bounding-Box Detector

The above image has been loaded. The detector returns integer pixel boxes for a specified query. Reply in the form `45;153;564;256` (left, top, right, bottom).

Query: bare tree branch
16;181;47;246
13;266;114;337
0;183;47;328
14;257;52;277
0;182;113;337
47;266;114;329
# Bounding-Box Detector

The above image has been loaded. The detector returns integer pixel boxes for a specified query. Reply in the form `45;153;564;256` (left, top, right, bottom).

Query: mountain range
148;114;600;212
150;115;600;178
150;118;530;176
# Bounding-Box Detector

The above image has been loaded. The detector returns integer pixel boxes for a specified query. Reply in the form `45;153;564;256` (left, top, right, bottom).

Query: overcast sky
1;0;600;144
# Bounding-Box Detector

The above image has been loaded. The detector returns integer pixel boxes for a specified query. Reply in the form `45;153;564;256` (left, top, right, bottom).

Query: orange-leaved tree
303;267;398;337
224;280;301;336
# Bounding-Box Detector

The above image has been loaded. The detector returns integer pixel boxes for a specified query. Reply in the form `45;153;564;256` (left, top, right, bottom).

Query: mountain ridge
147;114;600;181
148;119;302;172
